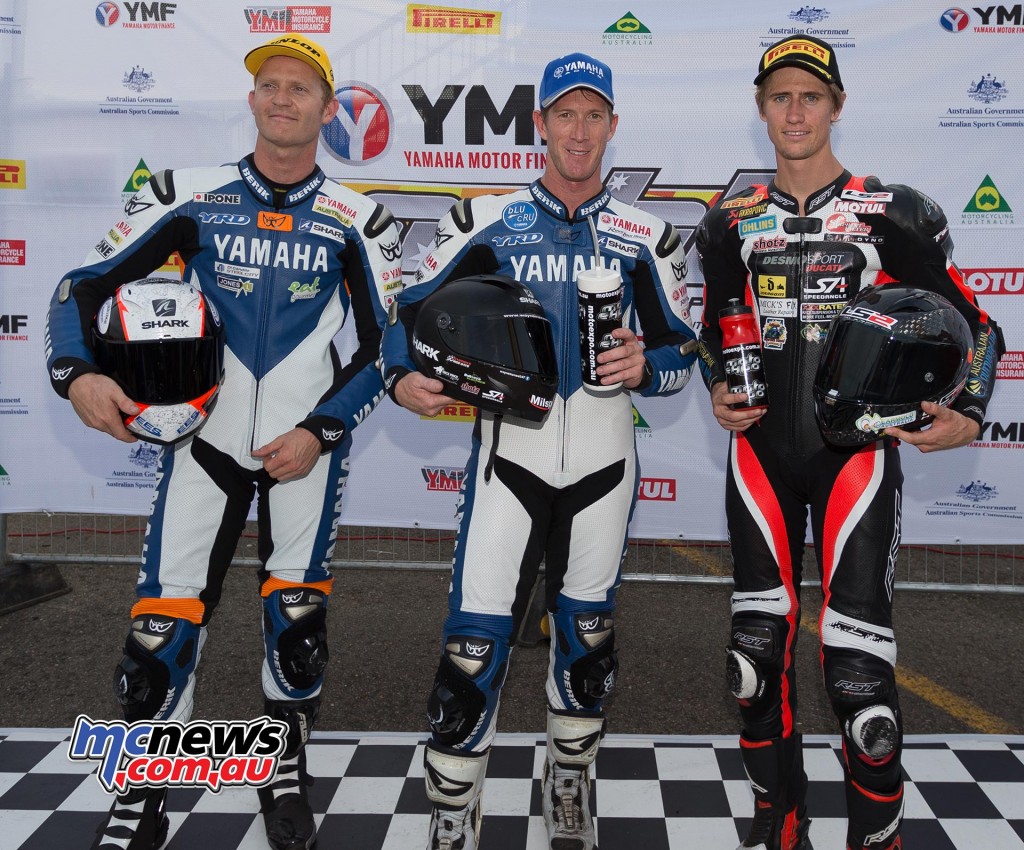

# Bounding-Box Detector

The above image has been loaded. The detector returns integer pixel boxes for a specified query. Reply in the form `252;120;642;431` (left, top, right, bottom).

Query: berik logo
258;211;292;231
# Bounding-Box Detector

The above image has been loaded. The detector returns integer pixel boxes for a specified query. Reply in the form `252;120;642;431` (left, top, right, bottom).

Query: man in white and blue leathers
381;52;696;850
45;34;401;850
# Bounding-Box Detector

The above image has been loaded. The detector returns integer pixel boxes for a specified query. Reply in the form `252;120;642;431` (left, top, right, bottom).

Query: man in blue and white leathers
381;53;696;850
45;34;401;850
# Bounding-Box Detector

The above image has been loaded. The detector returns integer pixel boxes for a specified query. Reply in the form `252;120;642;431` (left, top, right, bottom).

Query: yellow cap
244;33;334;86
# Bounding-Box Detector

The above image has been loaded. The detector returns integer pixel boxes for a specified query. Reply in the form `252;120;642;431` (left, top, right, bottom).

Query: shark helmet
93;278;225;445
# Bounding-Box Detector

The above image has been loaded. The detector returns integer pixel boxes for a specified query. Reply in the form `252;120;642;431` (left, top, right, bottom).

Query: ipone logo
322;83;393;165
68;715;288;793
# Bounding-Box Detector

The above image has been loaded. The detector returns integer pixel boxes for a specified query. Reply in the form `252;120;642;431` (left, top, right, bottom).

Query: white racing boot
424;743;489;850
541;710;604;850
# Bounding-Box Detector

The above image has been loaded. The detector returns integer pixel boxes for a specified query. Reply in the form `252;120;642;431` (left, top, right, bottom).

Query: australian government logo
962;175;1014;225
602;11;652;46
761;6;855;48
101;68;179;116
941;73;1024;128
927;480;1022;521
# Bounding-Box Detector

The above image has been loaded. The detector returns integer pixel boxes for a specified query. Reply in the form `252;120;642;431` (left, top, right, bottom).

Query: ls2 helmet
813;285;973;446
411;274;559;422
93;278;225;445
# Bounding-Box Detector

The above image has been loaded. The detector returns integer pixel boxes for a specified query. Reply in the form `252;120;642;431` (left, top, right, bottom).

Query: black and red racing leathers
695;170;1004;850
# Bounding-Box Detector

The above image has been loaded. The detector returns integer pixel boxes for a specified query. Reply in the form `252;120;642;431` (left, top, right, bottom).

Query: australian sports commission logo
68;716;288;794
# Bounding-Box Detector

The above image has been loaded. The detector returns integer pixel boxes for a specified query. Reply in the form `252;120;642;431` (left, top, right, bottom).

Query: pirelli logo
764;39;830;68
0;159;26;190
406;4;501;33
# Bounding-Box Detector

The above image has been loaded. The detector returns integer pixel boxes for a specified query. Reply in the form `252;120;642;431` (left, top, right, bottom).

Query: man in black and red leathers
695;35;1004;850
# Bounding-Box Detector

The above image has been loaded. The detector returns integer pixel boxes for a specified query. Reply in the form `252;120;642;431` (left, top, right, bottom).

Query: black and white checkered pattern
1;730;1022;849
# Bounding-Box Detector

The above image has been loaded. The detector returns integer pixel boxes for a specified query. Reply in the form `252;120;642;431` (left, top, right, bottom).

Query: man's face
248;55;338;152
757;66;844;163
533;89;617;189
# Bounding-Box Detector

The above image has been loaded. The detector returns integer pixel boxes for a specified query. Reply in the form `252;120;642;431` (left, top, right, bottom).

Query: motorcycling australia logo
602;11;652;46
962;175;1014;225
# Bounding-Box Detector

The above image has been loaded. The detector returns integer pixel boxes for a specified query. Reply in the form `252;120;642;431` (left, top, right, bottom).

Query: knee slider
847;704;899;760
427;635;506;749
825;652;900;759
115;615;202;722
553;611;618;712
263;588;329;695
727;616;783;702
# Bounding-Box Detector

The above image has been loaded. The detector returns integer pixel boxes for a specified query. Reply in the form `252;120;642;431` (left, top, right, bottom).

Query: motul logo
638;478;676;501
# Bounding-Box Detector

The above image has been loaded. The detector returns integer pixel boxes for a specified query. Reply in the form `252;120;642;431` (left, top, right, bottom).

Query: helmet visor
94;334;224;405
449;314;558;381
818;320;965;404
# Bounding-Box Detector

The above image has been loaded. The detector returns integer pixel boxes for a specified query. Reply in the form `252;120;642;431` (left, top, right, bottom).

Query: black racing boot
737;734;812;850
91;786;169;850
257;747;317;850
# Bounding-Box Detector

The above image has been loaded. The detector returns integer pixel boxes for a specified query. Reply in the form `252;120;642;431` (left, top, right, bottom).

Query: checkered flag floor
2;730;1023;849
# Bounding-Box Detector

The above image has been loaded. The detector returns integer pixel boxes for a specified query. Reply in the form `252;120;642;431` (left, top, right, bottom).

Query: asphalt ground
0;524;1021;738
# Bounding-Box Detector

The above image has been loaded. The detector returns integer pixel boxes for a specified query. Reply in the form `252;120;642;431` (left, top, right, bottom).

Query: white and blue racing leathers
46;155;401;723
381;180;696;753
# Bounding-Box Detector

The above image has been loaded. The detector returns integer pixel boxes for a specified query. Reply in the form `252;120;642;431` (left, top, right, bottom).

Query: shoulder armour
148;169;176;205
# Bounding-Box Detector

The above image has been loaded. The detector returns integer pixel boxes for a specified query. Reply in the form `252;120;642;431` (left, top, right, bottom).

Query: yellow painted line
672;544;1021;735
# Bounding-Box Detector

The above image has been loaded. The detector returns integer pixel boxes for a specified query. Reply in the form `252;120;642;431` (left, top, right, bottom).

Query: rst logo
422;466;466;491
638;478;676;501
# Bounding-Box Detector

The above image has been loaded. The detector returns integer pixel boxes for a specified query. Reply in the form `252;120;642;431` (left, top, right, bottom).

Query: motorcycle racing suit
380;179;696;807
45;155;402;742
695;171;1004;850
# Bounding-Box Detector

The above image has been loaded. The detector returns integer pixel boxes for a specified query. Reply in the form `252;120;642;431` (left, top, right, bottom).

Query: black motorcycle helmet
412;274;559;422
813;285;973;446
93;277;225;445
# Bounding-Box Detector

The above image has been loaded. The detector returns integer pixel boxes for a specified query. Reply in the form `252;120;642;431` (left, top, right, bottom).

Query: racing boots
91;786;169;850
257;748;317;850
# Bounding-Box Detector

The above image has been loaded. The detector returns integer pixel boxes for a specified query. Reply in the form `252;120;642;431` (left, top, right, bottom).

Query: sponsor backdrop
1;1;1021;543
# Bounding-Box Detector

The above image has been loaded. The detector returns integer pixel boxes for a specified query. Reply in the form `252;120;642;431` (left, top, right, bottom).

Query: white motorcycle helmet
93;278;224;445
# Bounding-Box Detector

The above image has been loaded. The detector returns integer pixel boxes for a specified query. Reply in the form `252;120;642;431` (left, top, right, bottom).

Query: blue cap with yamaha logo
539;53;614;109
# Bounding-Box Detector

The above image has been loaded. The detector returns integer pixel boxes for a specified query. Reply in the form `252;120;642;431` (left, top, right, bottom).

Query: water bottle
720;298;768;410
577;266;625;393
